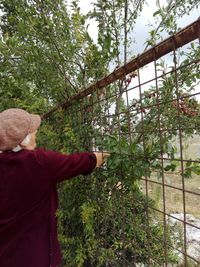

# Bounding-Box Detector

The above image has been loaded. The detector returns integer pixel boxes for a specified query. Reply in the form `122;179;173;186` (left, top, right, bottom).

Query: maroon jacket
0;148;96;267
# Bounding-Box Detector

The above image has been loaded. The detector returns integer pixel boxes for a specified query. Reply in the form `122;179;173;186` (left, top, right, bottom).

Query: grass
141;172;200;219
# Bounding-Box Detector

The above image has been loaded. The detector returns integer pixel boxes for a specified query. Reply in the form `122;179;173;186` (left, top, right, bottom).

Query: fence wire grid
43;18;200;267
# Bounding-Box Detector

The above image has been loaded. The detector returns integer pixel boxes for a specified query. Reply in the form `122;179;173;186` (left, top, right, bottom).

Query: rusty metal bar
141;177;200;199
137;63;152;266
172;36;188;266
42;17;200;119
153;48;168;266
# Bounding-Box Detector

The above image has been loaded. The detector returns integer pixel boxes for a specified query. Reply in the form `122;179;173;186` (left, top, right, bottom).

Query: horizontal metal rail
42;17;200;119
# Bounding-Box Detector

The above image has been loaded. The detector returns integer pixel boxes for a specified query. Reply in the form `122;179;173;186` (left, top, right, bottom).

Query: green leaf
153;10;160;17
186;160;192;167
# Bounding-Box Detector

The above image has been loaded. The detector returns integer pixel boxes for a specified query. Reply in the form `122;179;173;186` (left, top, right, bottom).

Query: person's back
0;109;108;267
0;149;54;267
0;147;99;267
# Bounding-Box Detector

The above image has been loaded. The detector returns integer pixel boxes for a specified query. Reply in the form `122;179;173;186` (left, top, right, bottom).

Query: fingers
102;152;110;160
94;152;110;167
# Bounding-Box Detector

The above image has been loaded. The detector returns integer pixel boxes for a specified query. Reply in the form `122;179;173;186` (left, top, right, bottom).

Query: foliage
0;0;200;266
0;0;109;114
89;0;145;64
145;0;200;47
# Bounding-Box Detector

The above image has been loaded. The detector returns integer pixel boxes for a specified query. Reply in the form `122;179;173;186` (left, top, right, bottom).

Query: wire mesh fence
43;18;200;266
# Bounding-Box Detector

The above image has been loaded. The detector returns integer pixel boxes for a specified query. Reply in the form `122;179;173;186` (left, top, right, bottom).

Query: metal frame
44;18;200;266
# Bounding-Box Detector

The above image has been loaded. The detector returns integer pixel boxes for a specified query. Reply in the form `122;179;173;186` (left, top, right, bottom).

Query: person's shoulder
33;147;62;165
19;147;47;157
32;147;52;159
24;147;50;166
34;147;60;156
33;147;47;154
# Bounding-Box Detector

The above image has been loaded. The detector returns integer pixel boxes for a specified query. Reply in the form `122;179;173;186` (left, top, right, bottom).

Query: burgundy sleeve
35;148;97;183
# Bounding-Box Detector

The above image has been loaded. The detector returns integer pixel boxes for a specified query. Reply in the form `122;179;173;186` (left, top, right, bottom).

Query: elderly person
0;108;109;267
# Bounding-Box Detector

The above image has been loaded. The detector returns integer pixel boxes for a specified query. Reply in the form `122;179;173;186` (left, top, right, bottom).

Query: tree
0;0;199;266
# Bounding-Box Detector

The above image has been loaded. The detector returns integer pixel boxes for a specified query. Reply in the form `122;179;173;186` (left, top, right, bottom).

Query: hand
94;152;110;167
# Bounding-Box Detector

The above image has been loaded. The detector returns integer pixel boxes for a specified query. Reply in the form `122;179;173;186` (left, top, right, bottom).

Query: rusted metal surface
42;17;200;119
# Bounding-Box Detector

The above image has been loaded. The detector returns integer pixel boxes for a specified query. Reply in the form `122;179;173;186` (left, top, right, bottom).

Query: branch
143;0;175;51
124;0;128;64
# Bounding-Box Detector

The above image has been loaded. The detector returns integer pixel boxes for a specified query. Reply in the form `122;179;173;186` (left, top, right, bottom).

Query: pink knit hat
0;108;41;151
